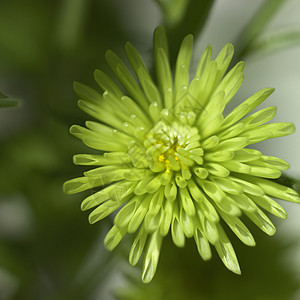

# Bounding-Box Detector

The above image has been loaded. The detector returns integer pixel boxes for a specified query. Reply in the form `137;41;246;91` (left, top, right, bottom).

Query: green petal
202;217;219;245
155;48;173;108
171;203;185;247
246;164;281;179
63;177;90;194
249;194;287;219
86;121;132;144
232;148;262;162
240;122;295;144
195;44;212;78
81;184;115;210
190;60;218;107
142;231;163;283
215;137;248;151
201;135;219;149
125;42;162;107
89;199;126;224
214;197;241;217
145;174;162;193
73;81;102;103
121;96;152;126
221;88;274;129
244;208;276;236
212;61;245;105
229;194;258;212
77;99;124;131
252;155;290;171
109;182;136;202
144;208;164;233
160;199;174;236
204;162;230;177
215;224;241;275
204;150;234;162
199;179;225;203
105;50;149;111
153;26;169;58
84;166;126;185
196;91;225;138
175;153;194;166
114;199;138;229
198;179;241;216
194;167;209;179
181;168;192;180
241;175;300;203
221;160;252;174
94;69;123;98
104;225;127;251
241;106;277;130
148;189;164;216
229;175;264;196
73;153;130;166
134;175;156;195
168;155;181;171
179;187;196;216
149;102;162;122
69;124;97;140
174;34;193;101
210;176;243;195
180;207;195;237
160;171;173;185
219;210;255;246
82;135;127;152
164;180;178;201
217;123;246;141
187;179;205;202
214;43;234;83
124;169;152;181
128;195;151;233
129;224;148;266
194;228;212;261
175;174;187;188
196;197;219;223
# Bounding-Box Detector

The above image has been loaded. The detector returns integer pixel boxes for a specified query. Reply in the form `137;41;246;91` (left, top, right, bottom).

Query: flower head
64;27;300;283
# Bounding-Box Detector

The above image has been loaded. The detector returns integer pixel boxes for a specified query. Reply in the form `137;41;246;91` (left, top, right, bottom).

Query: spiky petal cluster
64;27;300;283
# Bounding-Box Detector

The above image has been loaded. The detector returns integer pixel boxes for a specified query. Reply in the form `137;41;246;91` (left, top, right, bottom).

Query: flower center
128;121;204;174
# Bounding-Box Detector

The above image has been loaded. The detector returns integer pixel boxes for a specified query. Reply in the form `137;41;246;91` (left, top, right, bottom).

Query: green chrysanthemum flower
64;27;300;283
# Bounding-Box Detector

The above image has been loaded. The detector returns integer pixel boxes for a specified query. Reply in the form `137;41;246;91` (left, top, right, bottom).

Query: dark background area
0;0;300;299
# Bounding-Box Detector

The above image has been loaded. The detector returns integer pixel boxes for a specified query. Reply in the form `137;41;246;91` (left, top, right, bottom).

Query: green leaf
55;0;88;51
0;92;20;107
155;0;215;66
155;0;190;28
235;0;288;60
247;28;300;56
274;173;300;195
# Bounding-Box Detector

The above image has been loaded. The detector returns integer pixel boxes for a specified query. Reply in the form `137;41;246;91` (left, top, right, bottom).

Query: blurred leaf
235;0;288;60
246;28;300;56
155;0;189;28
0;119;116;299
0;92;19;107
156;0;215;66
116;226;300;300
0;0;52;72
55;0;88;52
274;173;300;195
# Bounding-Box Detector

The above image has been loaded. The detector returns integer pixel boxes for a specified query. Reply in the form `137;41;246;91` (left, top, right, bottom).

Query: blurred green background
0;0;300;299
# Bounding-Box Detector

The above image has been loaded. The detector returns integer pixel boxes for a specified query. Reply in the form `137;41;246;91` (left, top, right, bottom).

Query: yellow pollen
175;155;179;161
165;159;171;173
159;154;166;162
